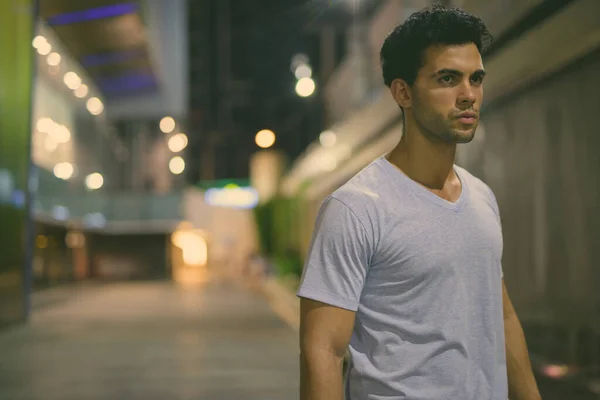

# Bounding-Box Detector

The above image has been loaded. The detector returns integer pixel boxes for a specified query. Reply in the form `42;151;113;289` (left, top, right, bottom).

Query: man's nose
457;83;476;107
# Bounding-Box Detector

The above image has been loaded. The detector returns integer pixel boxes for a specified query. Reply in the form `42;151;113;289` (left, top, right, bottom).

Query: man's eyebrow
432;68;462;77
431;68;486;78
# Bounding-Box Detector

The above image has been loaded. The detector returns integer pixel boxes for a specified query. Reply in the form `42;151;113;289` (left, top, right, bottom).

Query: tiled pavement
0;278;299;400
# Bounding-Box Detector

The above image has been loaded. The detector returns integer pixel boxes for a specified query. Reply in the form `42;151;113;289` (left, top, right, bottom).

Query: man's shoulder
329;157;388;211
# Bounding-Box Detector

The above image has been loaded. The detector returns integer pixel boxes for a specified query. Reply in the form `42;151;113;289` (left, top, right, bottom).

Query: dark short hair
380;4;493;87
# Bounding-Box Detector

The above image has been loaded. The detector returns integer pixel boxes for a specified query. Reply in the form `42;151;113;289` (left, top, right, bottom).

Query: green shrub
253;196;305;279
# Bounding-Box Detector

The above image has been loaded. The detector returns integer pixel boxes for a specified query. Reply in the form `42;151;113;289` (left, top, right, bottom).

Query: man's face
408;43;485;144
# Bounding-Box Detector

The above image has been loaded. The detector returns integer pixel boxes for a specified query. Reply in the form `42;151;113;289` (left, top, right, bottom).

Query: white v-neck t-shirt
297;156;507;400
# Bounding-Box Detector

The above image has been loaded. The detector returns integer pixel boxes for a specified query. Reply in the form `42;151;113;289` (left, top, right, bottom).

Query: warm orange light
172;230;208;267
295;77;315;97
160;117;175;133
168;133;188;152
255;129;275;149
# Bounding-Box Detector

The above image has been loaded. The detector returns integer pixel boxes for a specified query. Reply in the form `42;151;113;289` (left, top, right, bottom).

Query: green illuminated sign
194;179;251;190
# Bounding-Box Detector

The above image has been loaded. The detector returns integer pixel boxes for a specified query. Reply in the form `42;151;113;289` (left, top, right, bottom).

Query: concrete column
249;150;286;205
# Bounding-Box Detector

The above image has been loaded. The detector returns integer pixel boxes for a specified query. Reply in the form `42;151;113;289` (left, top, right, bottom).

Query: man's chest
368;203;503;285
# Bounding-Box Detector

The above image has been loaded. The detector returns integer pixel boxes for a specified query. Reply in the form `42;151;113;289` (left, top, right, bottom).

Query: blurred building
0;0;281;326
0;0;191;326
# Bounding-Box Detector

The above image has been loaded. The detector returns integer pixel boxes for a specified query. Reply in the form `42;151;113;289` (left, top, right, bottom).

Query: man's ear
390;79;412;109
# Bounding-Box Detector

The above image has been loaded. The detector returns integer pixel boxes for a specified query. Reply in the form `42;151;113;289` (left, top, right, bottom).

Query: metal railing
33;165;183;225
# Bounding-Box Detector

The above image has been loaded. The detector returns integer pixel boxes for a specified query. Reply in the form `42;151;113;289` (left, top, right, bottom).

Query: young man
298;5;542;400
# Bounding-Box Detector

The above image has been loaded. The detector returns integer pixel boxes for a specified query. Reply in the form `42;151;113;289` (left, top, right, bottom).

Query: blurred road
0;279;299;400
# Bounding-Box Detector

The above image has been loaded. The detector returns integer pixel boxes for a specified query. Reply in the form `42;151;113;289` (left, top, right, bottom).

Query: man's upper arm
296;196;373;311
300;298;356;358
297;195;372;355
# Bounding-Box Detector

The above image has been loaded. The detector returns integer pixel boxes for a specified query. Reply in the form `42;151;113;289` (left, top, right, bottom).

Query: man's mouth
456;112;477;124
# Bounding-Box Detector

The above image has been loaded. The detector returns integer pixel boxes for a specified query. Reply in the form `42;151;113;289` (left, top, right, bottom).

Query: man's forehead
421;43;484;73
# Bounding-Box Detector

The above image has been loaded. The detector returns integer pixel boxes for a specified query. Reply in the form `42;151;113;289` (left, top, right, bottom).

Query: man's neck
386;128;458;191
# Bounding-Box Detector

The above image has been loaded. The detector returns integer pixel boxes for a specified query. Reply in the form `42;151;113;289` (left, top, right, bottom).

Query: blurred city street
0;279;299;400
1;0;599;399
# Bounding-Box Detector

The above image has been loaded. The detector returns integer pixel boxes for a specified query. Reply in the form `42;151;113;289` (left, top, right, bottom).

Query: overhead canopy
40;0;157;99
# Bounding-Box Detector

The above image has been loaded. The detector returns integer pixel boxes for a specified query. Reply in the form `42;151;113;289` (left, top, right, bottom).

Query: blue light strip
47;3;137;25
100;73;157;94
81;49;146;68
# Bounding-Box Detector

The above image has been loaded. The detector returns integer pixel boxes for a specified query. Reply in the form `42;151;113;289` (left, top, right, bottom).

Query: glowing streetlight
36;39;52;55
295;77;315;97
85;173;104;190
255;129;276;149
86;97;103;115
160;116;175;133
53;162;74;180
319;130;336;147
32;36;47;49
169;156;185;174
36;117;53;132
168;133;188;152
47;52;61;66
53;124;71;144
294;64;312;79
75;84;88;98
63;72;81;90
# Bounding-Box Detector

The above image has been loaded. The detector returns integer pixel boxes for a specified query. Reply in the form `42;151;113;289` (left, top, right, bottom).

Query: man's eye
439;76;453;84
471;76;484;85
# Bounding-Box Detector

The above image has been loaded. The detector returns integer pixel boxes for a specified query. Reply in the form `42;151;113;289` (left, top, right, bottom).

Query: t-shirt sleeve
296;196;373;311
486;185;504;279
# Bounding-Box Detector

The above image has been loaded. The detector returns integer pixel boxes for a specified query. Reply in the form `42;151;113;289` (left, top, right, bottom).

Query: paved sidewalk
0;278;299;400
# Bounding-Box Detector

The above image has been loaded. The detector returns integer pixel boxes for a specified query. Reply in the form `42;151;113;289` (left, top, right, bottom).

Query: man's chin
455;134;475;144
452;128;477;144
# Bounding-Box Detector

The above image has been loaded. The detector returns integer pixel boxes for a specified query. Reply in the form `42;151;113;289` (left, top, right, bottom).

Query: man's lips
456;112;477;124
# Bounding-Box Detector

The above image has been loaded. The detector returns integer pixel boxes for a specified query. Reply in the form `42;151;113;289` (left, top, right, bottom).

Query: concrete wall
457;48;600;328
453;0;544;37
